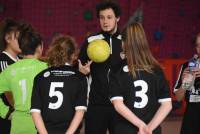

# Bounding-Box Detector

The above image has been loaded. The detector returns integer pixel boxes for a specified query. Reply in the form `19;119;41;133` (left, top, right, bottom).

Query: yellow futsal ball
87;39;110;63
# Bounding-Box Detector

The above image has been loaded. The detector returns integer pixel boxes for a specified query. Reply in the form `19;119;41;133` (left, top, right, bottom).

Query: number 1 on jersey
19;79;27;105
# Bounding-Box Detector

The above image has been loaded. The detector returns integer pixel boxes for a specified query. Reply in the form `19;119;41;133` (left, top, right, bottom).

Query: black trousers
180;104;200;134
85;104;115;134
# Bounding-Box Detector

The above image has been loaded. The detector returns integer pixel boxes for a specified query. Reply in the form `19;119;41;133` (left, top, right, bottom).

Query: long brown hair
46;35;76;67
122;22;160;78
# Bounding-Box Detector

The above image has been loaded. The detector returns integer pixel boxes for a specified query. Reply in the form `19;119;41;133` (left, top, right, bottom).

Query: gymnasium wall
0;0;199;59
0;0;200;114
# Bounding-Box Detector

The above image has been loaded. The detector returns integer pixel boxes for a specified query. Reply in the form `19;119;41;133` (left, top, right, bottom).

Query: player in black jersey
0;18;21;134
31;35;87;134
109;22;172;134
78;2;122;134
174;33;200;134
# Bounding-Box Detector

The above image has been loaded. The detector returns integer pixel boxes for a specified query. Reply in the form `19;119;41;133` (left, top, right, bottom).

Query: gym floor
161;116;182;134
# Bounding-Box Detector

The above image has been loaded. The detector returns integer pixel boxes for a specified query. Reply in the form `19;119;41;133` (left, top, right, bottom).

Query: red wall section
160;59;186;115
0;0;199;59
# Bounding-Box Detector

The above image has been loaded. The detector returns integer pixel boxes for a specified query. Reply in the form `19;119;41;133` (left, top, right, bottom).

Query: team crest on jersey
44;71;50;77
123;65;129;72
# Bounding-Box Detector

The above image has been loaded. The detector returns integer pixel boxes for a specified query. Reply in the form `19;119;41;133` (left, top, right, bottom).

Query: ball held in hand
87;39;110;63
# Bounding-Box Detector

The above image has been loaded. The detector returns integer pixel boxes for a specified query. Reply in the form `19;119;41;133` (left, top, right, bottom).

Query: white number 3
48;82;64;109
134;80;148;108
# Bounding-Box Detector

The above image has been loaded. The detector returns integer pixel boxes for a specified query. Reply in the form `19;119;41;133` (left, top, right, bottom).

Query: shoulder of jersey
152;66;165;77
37;66;59;78
111;60;128;73
0;53;10;71
37;66;85;80
37;59;48;65
87;33;122;43
34;67;49;79
0;53;9;60
87;33;105;43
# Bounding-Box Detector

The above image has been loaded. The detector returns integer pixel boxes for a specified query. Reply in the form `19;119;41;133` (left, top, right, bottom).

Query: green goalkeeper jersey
0;59;47;118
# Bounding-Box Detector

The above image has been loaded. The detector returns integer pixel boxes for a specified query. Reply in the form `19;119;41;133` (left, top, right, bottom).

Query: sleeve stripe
174;88;179;92
2;51;18;62
5;62;8;68
3;61;7;70
0;61;6;71
158;98;172;103
87;34;104;43
30;109;41;113
110;96;124;102
0;61;3;70
173;65;183;92
85;75;92;106
75;106;87;111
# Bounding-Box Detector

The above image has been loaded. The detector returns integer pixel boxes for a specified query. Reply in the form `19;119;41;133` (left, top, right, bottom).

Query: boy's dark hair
96;1;121;18
18;24;42;55
0;18;19;52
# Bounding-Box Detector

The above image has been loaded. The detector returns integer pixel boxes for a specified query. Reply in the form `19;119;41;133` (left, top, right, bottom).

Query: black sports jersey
30;64;87;134
109;60;171;131
174;61;200;134
0;51;18;72
79;30;122;134
0;51;19;134
0;51;18;105
0;51;19;105
79;30;122;105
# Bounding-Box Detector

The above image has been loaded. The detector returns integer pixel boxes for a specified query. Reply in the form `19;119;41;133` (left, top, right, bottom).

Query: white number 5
134;80;148;108
48;82;64;109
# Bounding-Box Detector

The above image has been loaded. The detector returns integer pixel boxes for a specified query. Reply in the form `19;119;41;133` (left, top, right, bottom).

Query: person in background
0;24;47;134
174;33;200;134
78;1;122;134
0;18;21;134
31;35;87;134
109;22;172;134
